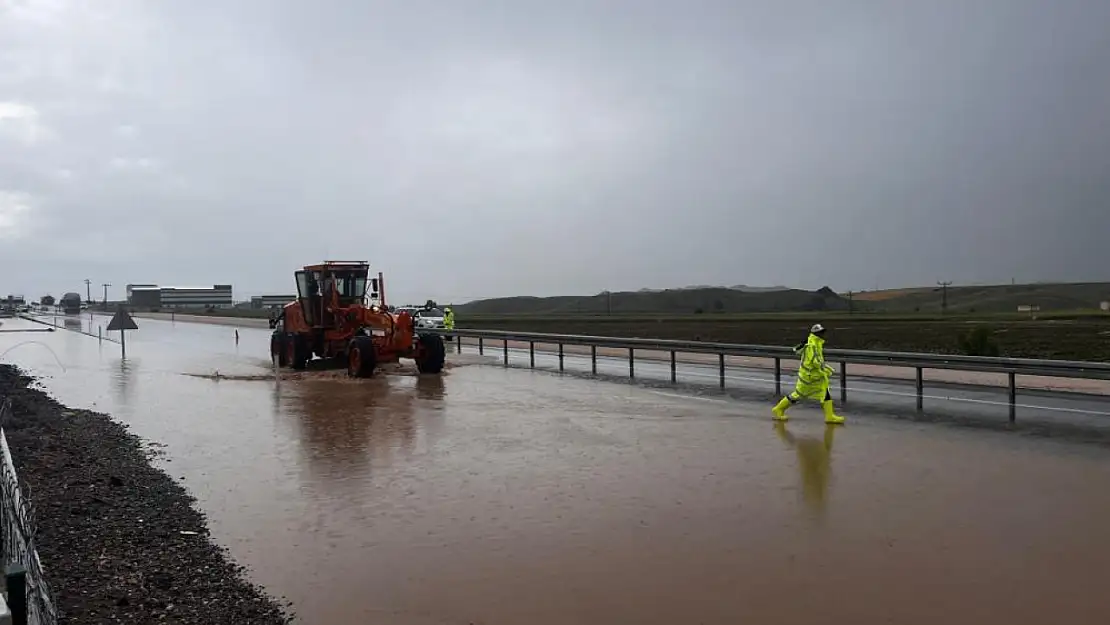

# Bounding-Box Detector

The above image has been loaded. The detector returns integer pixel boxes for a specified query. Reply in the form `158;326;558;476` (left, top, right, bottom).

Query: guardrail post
629;348;635;379
1009;372;1017;423
840;361;847;402
718;353;725;388
590;345;597;374
478;337;484;355
558;344;564;371
456;335;461;353
670;351;677;383
503;340;509;366
916;367;924;411
774;357;781;394
6;563;27;625
529;342;535;368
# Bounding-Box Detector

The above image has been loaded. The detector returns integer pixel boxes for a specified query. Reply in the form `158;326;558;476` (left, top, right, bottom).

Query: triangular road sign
106;307;139;331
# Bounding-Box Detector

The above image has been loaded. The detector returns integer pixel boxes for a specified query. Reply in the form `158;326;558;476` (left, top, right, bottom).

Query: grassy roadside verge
135;308;1110;361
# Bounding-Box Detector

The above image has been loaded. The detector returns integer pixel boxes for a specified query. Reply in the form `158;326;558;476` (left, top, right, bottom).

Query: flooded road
3;315;1110;624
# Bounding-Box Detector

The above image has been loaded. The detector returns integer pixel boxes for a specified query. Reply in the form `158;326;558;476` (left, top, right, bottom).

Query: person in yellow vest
443;306;455;331
772;323;845;424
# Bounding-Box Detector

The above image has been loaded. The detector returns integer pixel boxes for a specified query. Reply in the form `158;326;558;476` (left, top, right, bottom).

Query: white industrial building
126;284;162;308
251;295;297;309
126;284;158;299
159;285;234;308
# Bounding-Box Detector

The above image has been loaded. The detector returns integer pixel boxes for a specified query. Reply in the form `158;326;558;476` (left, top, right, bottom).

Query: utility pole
84;278;92;305
606;290;612;316
102;283;111;309
847;290;854;314
937;280;952;313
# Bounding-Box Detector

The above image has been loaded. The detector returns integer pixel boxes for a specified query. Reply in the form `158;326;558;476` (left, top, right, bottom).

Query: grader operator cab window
295;270;322;326
332;272;368;305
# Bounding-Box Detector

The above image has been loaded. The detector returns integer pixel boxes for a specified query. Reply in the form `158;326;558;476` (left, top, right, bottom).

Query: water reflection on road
3;316;1110;625
774;422;837;521
282;374;442;487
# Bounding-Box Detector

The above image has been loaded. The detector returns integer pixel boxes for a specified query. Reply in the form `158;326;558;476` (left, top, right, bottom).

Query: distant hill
454;286;848;315
857;282;1110;314
453;281;1110;316
636;284;790;293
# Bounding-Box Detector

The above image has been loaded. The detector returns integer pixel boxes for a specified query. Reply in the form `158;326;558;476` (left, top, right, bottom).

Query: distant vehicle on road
60;292;82;315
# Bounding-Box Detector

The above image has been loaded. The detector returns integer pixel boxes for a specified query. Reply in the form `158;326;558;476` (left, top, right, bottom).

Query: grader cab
269;261;445;377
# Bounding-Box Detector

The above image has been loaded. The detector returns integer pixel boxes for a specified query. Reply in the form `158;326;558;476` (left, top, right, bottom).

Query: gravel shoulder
0;364;292;624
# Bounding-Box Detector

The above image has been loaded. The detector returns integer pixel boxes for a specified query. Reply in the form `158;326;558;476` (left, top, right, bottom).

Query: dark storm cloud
1;0;1108;302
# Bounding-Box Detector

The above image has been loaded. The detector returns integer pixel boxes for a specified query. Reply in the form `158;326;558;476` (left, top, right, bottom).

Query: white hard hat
811;323;826;334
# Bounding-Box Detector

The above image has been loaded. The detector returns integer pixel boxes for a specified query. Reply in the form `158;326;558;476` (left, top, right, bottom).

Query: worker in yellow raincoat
772;323;845;424
443;306;455;342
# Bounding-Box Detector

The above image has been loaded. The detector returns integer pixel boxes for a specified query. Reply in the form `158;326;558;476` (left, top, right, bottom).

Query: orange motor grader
268;261;445;377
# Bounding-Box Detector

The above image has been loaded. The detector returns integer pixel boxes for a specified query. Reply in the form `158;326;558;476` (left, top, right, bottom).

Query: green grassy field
455;315;1110;362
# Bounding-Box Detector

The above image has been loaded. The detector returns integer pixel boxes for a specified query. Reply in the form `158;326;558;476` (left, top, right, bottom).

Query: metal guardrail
0;399;58;625
16;314;119;344
435;328;1110;422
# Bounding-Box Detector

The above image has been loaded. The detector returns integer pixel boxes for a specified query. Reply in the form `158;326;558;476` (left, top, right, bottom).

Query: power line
937;280;953;313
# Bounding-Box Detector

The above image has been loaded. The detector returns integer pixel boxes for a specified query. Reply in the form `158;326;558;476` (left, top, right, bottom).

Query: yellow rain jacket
792;332;834;400
444;308;455;330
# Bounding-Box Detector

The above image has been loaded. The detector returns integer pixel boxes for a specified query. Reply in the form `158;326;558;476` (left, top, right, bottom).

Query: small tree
958;326;1000;357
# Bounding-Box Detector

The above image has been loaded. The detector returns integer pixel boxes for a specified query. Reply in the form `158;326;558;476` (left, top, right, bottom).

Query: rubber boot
772;397;792;421
822;400;845;425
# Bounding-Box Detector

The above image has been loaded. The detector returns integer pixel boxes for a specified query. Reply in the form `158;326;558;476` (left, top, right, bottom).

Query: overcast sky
2;0;1109;304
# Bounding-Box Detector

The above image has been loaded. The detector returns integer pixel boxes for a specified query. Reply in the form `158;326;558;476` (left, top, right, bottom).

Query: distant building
127;284;161;308
159;285;234;309
251;295;297;310
126;284;158;299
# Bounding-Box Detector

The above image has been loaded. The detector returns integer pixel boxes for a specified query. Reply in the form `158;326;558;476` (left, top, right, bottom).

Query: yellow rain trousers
792;332;832;400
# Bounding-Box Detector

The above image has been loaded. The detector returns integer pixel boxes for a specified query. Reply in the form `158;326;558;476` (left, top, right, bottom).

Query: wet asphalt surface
3;313;1110;624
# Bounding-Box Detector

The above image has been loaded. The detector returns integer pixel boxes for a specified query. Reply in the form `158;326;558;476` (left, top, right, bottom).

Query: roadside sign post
106;306;139;359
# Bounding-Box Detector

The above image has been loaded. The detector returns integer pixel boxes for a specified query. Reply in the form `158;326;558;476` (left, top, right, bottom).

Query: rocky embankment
0;364;292;624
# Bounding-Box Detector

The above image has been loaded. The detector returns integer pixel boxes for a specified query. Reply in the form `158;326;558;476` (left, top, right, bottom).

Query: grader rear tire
287;333;310;370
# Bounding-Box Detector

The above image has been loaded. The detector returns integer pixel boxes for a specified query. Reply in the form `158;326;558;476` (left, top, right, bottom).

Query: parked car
413;307;446;331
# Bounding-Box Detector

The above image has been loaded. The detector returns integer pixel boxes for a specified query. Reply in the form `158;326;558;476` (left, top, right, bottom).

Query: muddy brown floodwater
3;315;1110;624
